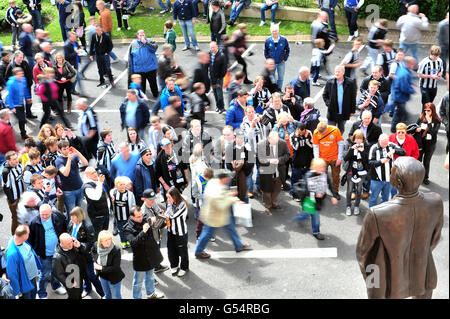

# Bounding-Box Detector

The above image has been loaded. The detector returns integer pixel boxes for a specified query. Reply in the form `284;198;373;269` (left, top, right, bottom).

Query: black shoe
48;115;55;121
97;82;105;87
217;109;224;114
335;194;341;200
423;178;430;185
154;264;169;273
26;114;38;119
313;233;325;240
243;79;253;85
112;224;119;236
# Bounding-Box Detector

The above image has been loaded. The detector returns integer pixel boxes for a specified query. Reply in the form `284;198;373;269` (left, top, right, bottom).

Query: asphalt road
1;42;448;299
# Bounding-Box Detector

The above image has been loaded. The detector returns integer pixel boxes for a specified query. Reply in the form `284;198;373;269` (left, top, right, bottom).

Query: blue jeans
38;257;61;298
0;153;6;167
275;61;286;89
195;215;244;254
391;102;407;133
290;167;307;196
80;55;94;74
260;3;278;23
230;2;245;22
90;215;110;239
116;219;128;243
321;8;336;35
213;78;224;111
157;0;172;10
246;169;254;192
21;277;37;299
179;20;198;47
132;269;155;299
99;278;122;299
72;64;85;94
84;262;105;297
391;187;398;199
399;42;418;63
369;180;391;208
294;211;321;234
30;9;44;30
63;188;84;219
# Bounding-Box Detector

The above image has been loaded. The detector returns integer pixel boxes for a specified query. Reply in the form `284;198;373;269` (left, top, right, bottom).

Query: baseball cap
160;138;171;146
142;189;156;200
140;148;151;157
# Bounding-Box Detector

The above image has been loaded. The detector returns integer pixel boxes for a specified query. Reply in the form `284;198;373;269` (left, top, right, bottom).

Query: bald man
19;23;35;67
53;233;86;299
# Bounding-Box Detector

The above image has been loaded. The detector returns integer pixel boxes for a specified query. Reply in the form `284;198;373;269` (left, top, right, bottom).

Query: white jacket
397;13;429;44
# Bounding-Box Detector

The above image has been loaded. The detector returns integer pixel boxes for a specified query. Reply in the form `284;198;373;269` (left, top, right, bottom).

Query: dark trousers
11;25;19;47
116;8;129;29
211;32;223;45
20;277;37;299
420;87;438;105
67;287;83;299
84;261;105;297
346;175;363;207
167;232;189;271
419;142;437;180
139;70;158;98
57;81;73;103
212;78;224;111
262;177;282;209
90;214;109;239
81;135;99;160
391;101;407;133
13;106;27;137
96;54;113;84
345;7;358;36
234;54;248;79
40;101;71;128
311;65;320;83
7;199;19;235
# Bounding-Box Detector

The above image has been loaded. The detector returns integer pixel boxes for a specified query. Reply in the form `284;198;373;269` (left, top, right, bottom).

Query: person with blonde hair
93;230;125;299
418;45;444;105
36;124;56;155
53;52;76;114
293;158;339;240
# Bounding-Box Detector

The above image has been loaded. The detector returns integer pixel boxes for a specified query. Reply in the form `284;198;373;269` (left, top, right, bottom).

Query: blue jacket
173;0;195;21
19;32;33;57
226;98;247;129
160;84;185;112
345;0;362;8
272;121;299;139
128;38;158;73
110;150;141;181
390;66;415;103
134;158;157;199
5;239;42;296
119;97;150;131
264;36;290;64
57;1;71;25
6;76;31;108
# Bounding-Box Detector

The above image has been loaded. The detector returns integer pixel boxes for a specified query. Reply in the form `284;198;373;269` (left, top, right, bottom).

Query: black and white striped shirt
97;141;117;172
23;163;44;188
418;56;444;89
42;151;61;168
166;201;188;236
110;189;136;221
2;163;25;203
78;107;99;138
241;116;267;151
129;140;147;153
368;142;405;182
5;6;18;25
377;50;396;76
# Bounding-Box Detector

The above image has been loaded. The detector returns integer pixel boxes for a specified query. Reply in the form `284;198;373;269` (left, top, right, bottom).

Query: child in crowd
110;176;136;249
42;165;63;211
192;167;215;240
310;38;333;86
164;20;177;52
18;137;37;168
129;74;149;102
23;149;44;189
113;0;131;31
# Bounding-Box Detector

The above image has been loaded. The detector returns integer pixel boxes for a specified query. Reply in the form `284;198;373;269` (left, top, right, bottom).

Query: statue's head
390;157;425;195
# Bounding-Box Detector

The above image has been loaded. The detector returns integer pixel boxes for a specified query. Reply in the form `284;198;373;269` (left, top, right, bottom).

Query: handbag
302;196;316;215
233;203;253;227
75;26;84;38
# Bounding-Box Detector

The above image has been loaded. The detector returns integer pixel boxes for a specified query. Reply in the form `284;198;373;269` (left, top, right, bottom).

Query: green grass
0;5;347;46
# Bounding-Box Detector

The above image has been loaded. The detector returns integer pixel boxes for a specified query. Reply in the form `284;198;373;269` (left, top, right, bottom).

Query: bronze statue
356;157;443;299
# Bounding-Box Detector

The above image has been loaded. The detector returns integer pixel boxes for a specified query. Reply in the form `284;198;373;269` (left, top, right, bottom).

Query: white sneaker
54;286;67;295
354;207;360;215
127;27;131;30
346;207;352;216
81;290;90;298
171;267;178;275
177;269;187;277
312;81;321;86
117;27;121;31
147;291;165;299
354;30;359;38
259;21;265;27
347;35;354;42
38;295;48;299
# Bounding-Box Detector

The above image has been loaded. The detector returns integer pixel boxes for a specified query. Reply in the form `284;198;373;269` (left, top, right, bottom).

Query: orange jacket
98;9;113;33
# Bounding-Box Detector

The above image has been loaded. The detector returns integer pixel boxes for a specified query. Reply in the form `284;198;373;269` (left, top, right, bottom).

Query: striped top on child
110;188;136;221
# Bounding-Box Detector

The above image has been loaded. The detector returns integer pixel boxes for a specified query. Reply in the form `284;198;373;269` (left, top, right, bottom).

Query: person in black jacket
93;230;125;299
19;24;35;68
343;130;369;216
415;102;442;185
208;1;226;43
190;82;210;125
23;0;44;30
53;233;87;299
359;65;390;104
261;58;279;93
67;207;104;298
191;52;211;93
89;24;114;87
322;65;357;134
209;41;228;113
119;90;150;139
123;206;165;299
28;204;67;299
282;83;303;122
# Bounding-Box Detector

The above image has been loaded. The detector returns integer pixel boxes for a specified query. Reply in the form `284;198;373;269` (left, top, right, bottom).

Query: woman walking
54;53;76;114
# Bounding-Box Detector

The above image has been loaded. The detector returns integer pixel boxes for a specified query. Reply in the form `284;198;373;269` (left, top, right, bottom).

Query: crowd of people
0;1;449;299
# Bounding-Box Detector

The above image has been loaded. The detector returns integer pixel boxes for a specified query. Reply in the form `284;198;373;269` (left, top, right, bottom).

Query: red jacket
389;133;419;160
0;120;18;154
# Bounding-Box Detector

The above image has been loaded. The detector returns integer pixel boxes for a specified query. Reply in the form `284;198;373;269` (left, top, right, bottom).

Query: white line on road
121;247;337;261
90;68;129;108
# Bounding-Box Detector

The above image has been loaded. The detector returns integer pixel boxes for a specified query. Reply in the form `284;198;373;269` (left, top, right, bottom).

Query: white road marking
121;247;337;260
90;68;129;108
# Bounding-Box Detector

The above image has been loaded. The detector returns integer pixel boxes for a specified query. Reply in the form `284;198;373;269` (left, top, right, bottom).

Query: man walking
56;0;72;42
89;24;114;87
344;0;364;42
264;23;290;90
209;41;228;114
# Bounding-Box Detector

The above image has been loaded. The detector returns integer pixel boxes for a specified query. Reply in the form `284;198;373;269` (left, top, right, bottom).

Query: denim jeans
38;256;61;298
246;169;254;193
179;20;198;47
97;54;113;83
391;186;398;199
132;269;155;299
230;2;245;22
72;64;85;94
213;78;224;111
129;0;143;12
275;61;286;90
261;3;278;23
195;215;244;254
391;102;407;133
30;9;44;30
90;215;110;239
399;42;419;63
157;0;172;11
84;262;105;297
116;219;128;243
321;8;336;35
60;23;70;42
99;278;122;299
294;211;320;234
290;167;307;196
11;26;19;47
369;180;391;207
63;188;84;219
80;55;94;74
20;277;37;299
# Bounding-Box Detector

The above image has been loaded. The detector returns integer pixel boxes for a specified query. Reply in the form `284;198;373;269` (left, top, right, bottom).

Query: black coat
257;139;290;192
5;59;33;88
191;62;210;93
209;49;227;85
89;32;113;56
123;216;163;272
63;39;80;67
323;77;357;122
28;210;67;259
360;75;390;104
347;120;382;147
67;220;96;263
343;142;370;174
92;245;125;285
261;67;279;93
283;95;304;122
53;244;87;289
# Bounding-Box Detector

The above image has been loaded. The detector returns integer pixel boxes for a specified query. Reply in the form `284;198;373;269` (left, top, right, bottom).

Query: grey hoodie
397;12;429;44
